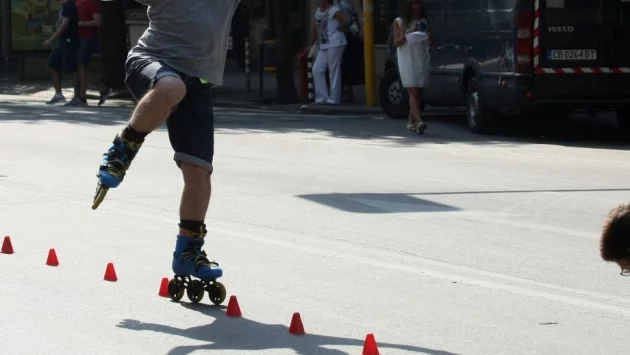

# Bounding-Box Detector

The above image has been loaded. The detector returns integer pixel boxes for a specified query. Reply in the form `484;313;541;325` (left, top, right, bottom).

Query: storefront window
10;0;61;52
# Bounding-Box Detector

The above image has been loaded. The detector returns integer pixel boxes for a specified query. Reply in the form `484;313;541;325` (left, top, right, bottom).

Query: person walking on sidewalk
392;0;431;134
91;0;241;281
335;0;365;103
66;0;112;106
310;0;349;105
44;0;80;105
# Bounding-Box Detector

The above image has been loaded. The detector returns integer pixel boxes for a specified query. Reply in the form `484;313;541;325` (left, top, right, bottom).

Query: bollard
307;56;314;103
259;41;264;98
245;37;251;92
298;49;308;104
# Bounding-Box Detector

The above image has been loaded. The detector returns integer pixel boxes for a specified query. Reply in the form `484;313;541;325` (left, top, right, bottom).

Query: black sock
121;125;149;144
179;220;206;236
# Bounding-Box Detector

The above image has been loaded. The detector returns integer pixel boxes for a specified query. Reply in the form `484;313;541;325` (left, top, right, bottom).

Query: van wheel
379;68;409;119
466;77;498;134
616;106;630;135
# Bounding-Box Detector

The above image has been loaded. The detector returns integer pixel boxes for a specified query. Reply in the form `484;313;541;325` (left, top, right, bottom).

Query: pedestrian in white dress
309;0;349;104
393;0;431;134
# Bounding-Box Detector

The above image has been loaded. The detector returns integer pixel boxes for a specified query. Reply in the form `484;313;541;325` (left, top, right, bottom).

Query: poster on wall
11;0;61;52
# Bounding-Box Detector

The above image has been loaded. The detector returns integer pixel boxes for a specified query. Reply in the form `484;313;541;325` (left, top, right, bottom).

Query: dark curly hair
600;203;630;261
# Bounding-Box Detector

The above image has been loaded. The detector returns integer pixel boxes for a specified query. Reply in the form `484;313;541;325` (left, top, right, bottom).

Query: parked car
379;0;630;134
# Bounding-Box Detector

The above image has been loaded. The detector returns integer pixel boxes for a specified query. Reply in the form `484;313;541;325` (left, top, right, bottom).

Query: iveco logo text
549;26;574;32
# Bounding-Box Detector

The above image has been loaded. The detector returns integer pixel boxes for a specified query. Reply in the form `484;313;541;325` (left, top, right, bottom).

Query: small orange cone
226;295;242;317
104;262;118;281
362;333;380;355
1;236;14;254
288;312;306;335
159;277;169;297
46;248;59;266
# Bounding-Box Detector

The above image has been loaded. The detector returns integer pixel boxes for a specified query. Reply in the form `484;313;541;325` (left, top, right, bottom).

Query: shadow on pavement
408;187;630;196
297;193;459;214
0;102;130;126
0;80;52;96
117;303;459;355
0;101;629;151
297;189;630;213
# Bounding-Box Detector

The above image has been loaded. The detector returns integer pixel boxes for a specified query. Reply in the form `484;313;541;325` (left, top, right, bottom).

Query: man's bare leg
46;69;67;105
95;75;186;191
128;77;186;132
78;65;88;100
51;69;62;94
179;164;212;237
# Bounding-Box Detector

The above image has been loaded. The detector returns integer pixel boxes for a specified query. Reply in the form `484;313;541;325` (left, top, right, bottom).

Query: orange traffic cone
159;278;169;297
1;236;14;254
288;312;306;335
226;295;242;317
362;333;380;355
104;262;118;281
46;248;59;266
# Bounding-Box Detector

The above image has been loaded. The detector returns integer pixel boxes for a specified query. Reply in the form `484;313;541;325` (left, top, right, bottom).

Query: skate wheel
91;185;109;210
167;279;185;302
186;280;204;303
208;281;227;305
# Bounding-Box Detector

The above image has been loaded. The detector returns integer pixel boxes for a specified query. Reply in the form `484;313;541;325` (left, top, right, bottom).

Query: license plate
547;49;597;60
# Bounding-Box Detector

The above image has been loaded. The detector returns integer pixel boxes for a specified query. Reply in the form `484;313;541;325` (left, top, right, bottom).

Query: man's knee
152;76;187;109
181;162;212;184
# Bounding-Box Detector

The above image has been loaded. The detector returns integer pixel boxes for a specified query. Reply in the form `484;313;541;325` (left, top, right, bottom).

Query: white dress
395;17;431;88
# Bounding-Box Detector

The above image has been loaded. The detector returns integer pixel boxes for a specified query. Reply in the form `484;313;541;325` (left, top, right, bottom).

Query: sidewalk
216;70;384;115
0;69;385;116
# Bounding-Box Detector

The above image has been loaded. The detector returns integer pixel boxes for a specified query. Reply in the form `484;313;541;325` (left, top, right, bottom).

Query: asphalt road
1;101;630;355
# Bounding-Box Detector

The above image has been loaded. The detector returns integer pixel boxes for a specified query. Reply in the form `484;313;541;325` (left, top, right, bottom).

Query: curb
298;104;384;116
2;91;386;116
211;99;303;112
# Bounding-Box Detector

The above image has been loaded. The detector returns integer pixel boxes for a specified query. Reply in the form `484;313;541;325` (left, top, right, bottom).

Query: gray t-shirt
129;0;241;86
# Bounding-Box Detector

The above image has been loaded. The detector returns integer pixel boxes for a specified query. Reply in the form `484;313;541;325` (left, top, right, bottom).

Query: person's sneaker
64;96;88;107
46;93;66;105
98;87;113;106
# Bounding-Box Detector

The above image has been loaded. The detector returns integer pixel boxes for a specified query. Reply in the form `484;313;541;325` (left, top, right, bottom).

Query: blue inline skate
167;225;226;305
91;132;143;210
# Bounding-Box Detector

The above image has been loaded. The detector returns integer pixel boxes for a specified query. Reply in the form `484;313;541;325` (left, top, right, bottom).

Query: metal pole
245;37;251;92
1;0;11;72
363;0;376;106
259;41;264;98
307;56;314;103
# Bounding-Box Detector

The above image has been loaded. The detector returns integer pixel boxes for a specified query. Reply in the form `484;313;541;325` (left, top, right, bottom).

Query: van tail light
515;8;533;73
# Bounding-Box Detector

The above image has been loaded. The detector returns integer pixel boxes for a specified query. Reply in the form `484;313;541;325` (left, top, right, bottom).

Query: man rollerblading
91;0;241;305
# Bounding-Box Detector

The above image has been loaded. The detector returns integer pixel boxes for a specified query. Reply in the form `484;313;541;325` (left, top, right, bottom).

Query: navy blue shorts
79;38;98;66
47;39;79;73
124;55;215;173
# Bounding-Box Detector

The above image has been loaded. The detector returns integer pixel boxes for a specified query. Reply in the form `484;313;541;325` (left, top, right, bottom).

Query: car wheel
379;68;409;119
466;76;498;134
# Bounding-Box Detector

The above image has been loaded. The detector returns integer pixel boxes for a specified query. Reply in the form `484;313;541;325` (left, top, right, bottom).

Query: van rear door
611;1;630;72
536;0;629;73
